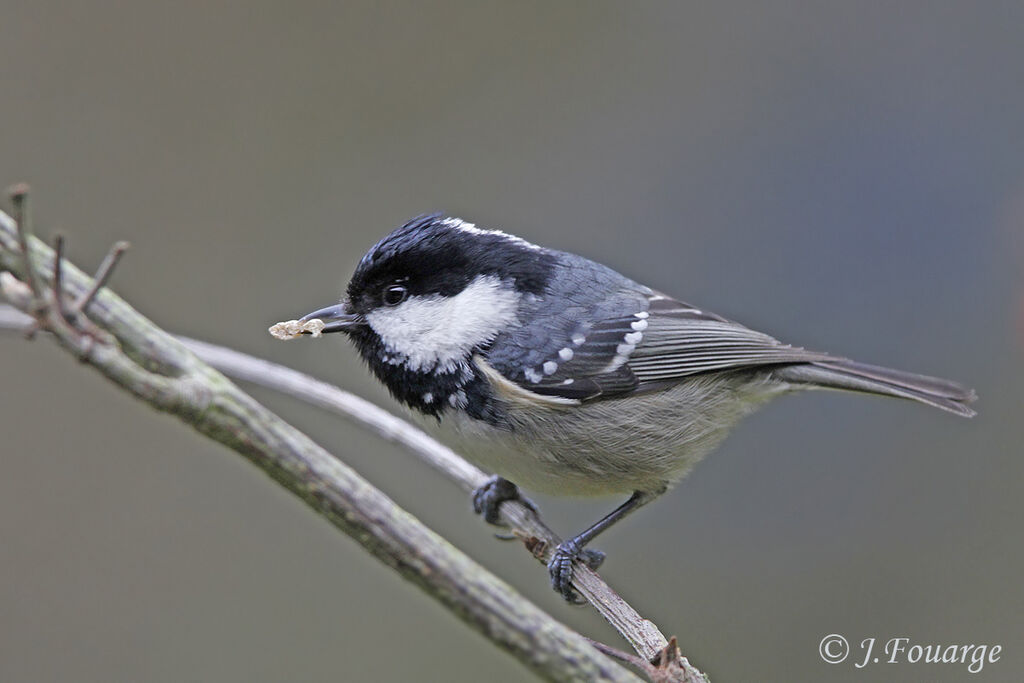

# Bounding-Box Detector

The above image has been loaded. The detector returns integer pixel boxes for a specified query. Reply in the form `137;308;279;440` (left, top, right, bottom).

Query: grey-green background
2;3;1022;681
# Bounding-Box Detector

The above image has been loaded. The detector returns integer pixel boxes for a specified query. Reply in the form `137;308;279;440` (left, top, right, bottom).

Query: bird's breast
416;369;786;497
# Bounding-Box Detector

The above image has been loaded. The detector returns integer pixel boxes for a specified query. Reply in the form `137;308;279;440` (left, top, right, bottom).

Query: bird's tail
772;359;977;417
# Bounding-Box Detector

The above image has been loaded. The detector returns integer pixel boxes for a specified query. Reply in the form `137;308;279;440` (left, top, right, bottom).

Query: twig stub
74;240;130;315
7;183;42;306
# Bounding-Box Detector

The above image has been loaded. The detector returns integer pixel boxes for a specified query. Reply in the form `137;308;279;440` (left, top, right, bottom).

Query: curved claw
471;476;535;526
579;548;606;571
548;539;596;603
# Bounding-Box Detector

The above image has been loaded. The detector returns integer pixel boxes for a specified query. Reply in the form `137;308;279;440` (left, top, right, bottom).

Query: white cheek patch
366;274;521;372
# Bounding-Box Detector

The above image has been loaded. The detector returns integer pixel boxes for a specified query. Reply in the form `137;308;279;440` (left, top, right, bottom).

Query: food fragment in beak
268;318;326;340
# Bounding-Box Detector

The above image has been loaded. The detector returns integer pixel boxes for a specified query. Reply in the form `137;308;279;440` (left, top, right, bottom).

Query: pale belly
412;373;787;497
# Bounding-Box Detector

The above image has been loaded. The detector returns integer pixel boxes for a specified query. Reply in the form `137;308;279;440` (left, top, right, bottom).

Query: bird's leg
472;477;604;567
472;475;537;526
549;488;663;603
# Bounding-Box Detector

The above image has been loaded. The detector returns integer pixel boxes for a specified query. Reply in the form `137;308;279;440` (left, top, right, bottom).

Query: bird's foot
579;548;606;571
471;476;536;526
548;539;606;603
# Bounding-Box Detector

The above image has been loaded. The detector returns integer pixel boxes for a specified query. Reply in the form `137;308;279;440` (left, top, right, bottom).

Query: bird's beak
299;301;364;334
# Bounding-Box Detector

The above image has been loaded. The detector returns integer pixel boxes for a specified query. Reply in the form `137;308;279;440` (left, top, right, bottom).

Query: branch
168;339;693;668
0;198;708;682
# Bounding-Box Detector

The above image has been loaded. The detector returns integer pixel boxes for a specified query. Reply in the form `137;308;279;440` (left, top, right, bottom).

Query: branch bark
0;201;708;682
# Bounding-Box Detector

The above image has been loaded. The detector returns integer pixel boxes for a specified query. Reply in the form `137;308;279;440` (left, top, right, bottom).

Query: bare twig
7;184;40;302
74;240;129;315
588;637;695;683
51;234;72;325
0;201;709;682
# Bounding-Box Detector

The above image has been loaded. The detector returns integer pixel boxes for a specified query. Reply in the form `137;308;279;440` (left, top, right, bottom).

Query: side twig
73;239;128;315
8;184;40;302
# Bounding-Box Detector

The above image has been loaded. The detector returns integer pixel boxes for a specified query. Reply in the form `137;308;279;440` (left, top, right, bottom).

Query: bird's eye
382;284;408;306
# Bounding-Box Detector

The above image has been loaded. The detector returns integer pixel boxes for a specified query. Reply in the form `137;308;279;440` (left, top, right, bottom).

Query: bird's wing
624;294;839;384
490;292;839;401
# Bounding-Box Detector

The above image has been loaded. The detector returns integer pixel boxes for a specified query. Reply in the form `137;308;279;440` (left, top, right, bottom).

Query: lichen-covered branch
0;196;708;682
175;335;695;673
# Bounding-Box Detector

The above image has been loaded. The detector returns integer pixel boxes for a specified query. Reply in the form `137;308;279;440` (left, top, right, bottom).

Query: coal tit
293;213;976;601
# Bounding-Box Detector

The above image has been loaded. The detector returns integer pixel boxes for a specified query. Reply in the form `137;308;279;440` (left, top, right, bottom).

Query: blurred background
1;2;1022;681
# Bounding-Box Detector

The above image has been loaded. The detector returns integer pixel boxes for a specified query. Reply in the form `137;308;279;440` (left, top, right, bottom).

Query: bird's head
300;214;556;376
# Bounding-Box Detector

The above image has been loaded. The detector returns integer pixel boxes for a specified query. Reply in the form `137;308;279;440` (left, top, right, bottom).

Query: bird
289;213;976;602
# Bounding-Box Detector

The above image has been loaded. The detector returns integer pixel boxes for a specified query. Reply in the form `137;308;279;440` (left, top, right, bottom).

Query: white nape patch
443;217;542;252
542;361;558;375
630;319;648;331
634;311;649;319
366;274;520;372
524;367;543;383
558;347;574;361
571;333;586;346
